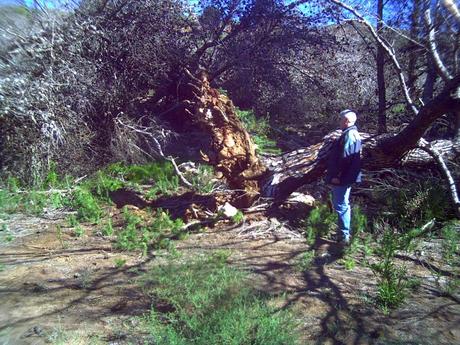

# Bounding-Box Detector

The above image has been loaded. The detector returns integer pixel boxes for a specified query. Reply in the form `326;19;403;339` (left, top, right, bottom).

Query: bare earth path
0;210;459;344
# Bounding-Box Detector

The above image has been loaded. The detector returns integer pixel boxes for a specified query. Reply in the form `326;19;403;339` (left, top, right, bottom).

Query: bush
70;188;102;223
1;0;190;182
372;179;455;229
370;227;413;311
440;220;460;265
0;184;49;216
116;207;184;255
189;164;216;194
89;171;125;201
235;108;281;155
141;254;300;345
0;165;73;216
351;205;368;236
303;203;337;244
295;250;316;271
104;161;180;198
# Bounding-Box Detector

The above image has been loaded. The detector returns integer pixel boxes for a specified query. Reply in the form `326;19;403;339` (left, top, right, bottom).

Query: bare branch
425;9;453;81
417;143;460;218
443;0;460;24
115;118;194;189
329;0;419;116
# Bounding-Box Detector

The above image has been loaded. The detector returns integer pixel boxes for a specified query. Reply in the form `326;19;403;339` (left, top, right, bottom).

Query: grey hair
339;109;357;124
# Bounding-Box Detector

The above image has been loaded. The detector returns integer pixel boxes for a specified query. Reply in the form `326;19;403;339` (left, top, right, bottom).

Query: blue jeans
331;185;351;241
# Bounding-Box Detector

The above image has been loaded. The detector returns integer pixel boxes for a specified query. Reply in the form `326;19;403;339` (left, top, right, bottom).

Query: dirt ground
0;208;459;345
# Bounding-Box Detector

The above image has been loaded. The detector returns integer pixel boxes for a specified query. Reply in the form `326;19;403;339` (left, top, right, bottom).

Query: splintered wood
182;69;267;207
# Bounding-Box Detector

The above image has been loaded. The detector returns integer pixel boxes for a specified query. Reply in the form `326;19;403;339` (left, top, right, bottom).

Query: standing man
325;109;362;244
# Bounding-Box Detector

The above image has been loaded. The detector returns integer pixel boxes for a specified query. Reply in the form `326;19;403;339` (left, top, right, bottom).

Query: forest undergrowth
0;161;459;344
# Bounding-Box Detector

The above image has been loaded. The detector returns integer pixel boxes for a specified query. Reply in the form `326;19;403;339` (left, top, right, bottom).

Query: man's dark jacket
325;125;362;186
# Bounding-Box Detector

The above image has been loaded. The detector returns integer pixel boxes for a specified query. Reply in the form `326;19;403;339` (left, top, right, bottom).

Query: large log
260;132;460;201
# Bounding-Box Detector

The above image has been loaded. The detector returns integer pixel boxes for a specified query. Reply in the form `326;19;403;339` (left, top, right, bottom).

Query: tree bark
422;56;437;104
454;109;460;142
179;69;267;208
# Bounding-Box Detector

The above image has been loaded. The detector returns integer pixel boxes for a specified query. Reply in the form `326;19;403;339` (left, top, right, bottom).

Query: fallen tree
3;0;459;218
177;68;460;209
168;0;460;215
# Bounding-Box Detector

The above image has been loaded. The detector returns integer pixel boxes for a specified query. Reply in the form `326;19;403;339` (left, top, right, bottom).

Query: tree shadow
0;247;157;342
248;234;381;345
109;188;222;221
395;254;459;279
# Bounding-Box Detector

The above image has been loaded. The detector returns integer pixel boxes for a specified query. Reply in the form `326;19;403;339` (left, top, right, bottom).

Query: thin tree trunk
408;0;421;90
422;56;437;104
377;0;387;133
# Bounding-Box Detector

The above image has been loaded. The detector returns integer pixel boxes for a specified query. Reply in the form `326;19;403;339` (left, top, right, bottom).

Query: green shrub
23;190;48;215
0;188;21;215
231;210;244;224
440;221;460;264
89;161;183;199
114;258;127;268
0;224;14;243
351;205;367;236
116;206;144;251
150;210;184;238
190;164;216;194
141;254;300;345
342;257;356;270
73;225;85;237
0;167;71;216
71;187;102;223
49;192;66;209
89;171;124;201
102;219;114;236
373;179;454;229
108;161;177;183
67;214;79;227
43;161;59;189
147;174;179;197
370;221;434;311
304;203;337;244
235;108;281;155
116;208;184;255
370;228;410;310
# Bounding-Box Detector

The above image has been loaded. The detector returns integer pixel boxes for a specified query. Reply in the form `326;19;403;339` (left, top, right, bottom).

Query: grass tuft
141;253;300;345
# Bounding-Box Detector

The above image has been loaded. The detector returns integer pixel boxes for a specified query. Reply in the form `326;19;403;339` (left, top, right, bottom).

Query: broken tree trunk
179;69;267;207
259;133;460;201
180;69;460;209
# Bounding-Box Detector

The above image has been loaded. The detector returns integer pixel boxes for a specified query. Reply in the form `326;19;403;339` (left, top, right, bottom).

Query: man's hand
331;177;340;185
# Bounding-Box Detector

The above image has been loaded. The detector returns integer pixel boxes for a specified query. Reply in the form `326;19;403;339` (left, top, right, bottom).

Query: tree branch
329;0;419;116
417;143;460;218
383;74;460;155
443;0;460;24
425;9;453;82
115;118;194;189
